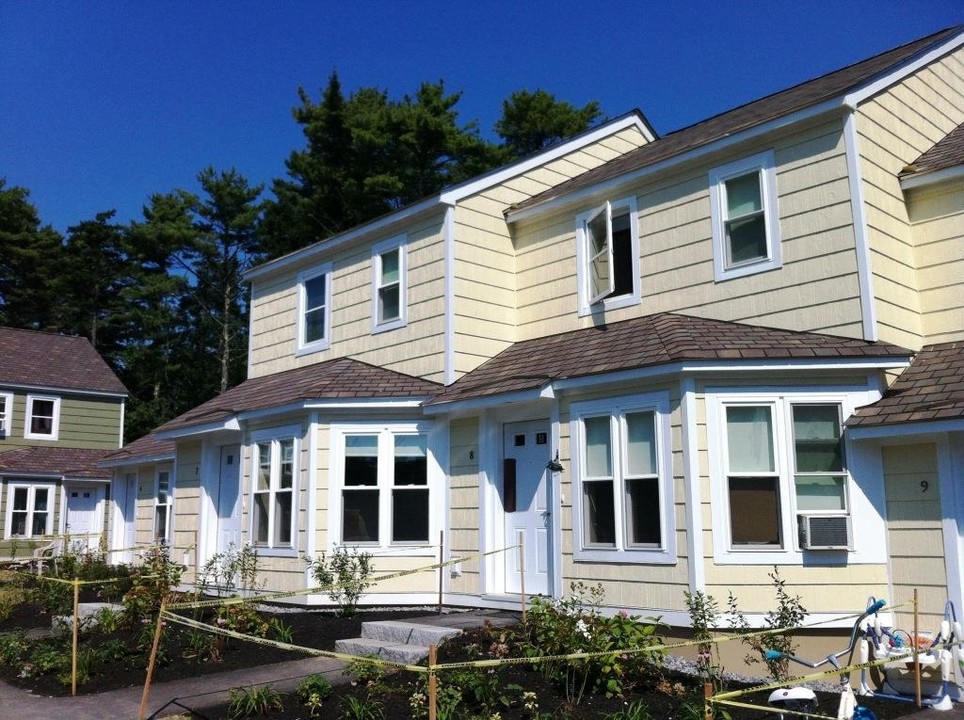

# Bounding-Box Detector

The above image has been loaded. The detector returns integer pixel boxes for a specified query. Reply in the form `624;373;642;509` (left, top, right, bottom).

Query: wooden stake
914;588;922;708
428;644;438;720
138;600;167;720
519;534;527;624
704;681;714;720
71;578;79;696
438;530;444;615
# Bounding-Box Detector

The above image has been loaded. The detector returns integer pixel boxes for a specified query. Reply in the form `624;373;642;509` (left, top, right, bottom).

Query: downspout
843;108;879;342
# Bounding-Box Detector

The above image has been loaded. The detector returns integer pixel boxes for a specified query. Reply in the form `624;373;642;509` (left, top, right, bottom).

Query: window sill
295;340;330;357
372;318;407;335
573;548;677;565
714;257;782;283
578;292;639;318
251;547;299;558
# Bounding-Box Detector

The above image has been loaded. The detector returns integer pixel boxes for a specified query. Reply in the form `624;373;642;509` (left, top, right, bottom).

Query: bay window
252;437;296;550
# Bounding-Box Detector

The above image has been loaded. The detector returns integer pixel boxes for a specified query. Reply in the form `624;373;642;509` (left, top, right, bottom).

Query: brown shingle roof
158;358;442;434
509;27;962;215
0;327;127;395
847;341;964;428
100;433;175;465
427;313;911;406
901;121;964;177
0;447;111;480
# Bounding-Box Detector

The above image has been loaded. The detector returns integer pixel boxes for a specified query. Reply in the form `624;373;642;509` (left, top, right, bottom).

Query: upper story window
571;392;676;563
372;235;407;333
5;483;53;538
331;422;437;548
575;196;640;316
709;151;782;281
0;392;12;437
24;395;60;441
252;434;298;552
297;264;332;354
154;470;173;544
709;391;852;564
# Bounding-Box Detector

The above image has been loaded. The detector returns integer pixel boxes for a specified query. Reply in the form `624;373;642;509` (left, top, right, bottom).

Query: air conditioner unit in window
798;514;851;550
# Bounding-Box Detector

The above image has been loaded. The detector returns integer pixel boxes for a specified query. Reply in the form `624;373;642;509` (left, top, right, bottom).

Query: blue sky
1;1;961;234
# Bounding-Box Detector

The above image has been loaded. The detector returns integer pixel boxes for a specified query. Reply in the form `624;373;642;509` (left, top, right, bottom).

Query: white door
65;486;103;552
502;421;551;596
112;473;137;563
215;444;242;553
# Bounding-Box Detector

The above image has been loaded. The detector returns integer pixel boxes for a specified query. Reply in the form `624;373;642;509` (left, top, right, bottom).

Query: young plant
684;590;724;686
227;684;284;718
297;673;333;717
340;693;384;720
305;546;374;617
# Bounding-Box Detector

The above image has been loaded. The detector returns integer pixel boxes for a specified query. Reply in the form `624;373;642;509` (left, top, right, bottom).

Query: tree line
1;75;602;441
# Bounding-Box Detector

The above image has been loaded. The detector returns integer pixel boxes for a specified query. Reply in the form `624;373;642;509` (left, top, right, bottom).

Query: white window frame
0;392;12;437
154;469;173;545
575;195;640;316
707;388;859;564
328;420;440;551
296;263;333;355
249;427;300;555
709;150;782;282
24;394;60;441
5;481;55;539
371;235;407;333
571;392;676;564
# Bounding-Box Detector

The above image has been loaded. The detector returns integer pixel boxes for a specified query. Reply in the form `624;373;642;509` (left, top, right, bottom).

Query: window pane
795;475;846;511
304;274;326;309
253;494;269;544
729;477;781;546
34;488;48;512
379;285;400;322
583;479;615;546
380;249;399;284
626;412;656;476
725;173;762;216
726;214;767;265
274;490;293;546
625;478;660;546
588;207;611;300
343;489;379;542
726;406;775;472
392;488;429;542
11;513;26;536
32;511;48;536
157;472;170;503
257;444;271;491
394;435;427;486
611;211;633;297
345;435;378;486
280;439;294;489
793;405;843;472
305;306;326;343
13;487;28;511
584;416;612;478
154;506;168;543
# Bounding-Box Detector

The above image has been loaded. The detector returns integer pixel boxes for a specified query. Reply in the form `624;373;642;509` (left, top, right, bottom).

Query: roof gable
428;313;911;407
0;326;127;395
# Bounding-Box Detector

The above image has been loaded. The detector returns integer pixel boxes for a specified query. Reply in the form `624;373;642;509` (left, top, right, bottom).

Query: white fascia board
155;417;242;440
439;114;653;205
849;418;964;441
99;452;176;469
843;110;878;342
900;164;964;190
505;98;847;225
0;383;126;400
245;198;445;282
302;398;428;410
0;471;63;480
422;387;553;416
843;32;964;109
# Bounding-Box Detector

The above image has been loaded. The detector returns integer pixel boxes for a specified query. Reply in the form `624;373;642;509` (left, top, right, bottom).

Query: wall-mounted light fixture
546;450;564;473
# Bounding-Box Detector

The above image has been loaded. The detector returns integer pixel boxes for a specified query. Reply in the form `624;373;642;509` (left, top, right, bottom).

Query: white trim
100;452;176;469
302;399;428;410
118;399;126;448
575;195;641;315
900;164;964;190
306;412;319;560
570;391;677;564
505;99;847;225
296;263;333;355
156;417;241;440
548;402;563;599
843;111;878;341
680;377;705;591
0;382;125;399
709;150;782;282
937;438;964;626
0;391;12;437
848;418;964;441
371;234;408;334
23;394;61;441
249;425;302;556
443;205;456;386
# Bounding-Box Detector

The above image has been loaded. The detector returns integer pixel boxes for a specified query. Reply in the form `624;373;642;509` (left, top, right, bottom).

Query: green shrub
305;546;373;617
297;673;333;717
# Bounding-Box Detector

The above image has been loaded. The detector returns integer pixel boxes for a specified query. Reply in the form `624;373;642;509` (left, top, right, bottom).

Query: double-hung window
252;436;297;550
154;470;172;544
575;196;640;315
371;236;407;332
572;393;675;563
6;484;53;538
0;392;12;437
24;394;60;440
710;392;852;563
297;264;332;354
709;151;781;281
333;422;435;547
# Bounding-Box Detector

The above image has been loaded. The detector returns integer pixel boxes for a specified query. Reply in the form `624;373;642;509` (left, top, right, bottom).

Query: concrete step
334;619;463;664
334;637;433;665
